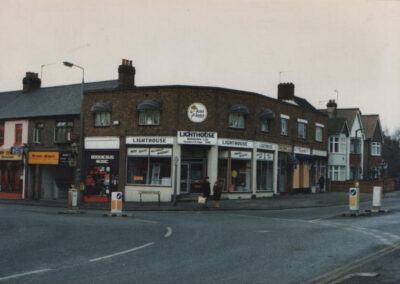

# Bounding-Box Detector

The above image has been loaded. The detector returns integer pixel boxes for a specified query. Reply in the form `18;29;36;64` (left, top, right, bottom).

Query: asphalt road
1;198;399;284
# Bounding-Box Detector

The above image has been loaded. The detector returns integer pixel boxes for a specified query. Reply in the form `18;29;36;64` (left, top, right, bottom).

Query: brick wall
330;178;396;193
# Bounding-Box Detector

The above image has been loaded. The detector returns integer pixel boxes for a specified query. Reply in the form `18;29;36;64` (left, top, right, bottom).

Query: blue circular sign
116;193;122;200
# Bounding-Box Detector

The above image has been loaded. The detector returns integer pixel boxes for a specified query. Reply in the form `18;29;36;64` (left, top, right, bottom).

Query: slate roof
327;117;349;135
335;108;359;129
361;115;379;139
293;96;318;112
0;80;118;120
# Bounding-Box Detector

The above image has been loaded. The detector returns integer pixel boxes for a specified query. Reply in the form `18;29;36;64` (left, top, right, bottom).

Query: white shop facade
123;131;279;202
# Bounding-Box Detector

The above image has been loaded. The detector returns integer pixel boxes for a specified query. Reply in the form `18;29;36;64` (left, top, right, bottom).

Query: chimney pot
118;58;136;87
22;71;41;92
277;82;295;101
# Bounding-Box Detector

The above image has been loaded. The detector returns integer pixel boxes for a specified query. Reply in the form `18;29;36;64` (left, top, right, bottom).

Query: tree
382;128;400;178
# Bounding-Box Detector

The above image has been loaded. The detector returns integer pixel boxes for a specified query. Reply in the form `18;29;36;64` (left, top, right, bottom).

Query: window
0;122;4;145
229;113;245;129
298;122;307;139
260;120;269;132
14;124;22;146
126;148;172;186
281;118;288;136
328;166;346;181
94;112;111;127
371;142;381;156
315;126;323;142
329;136;346;153
33;123;44;144
350;138;361;154
138;110;160;126
55;121;73;143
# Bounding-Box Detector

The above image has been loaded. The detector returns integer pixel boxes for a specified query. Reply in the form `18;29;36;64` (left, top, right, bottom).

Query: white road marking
165;226;173;238
255;230;271;233
89;242;154;262
0;268;53;281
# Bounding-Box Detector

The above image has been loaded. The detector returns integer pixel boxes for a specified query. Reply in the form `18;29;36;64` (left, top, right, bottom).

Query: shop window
260;120;269;133
256;152;273;191
371;142;381;156
0;122;4;145
298;122;307;139
55;121;73;143
315;126;323;142
329;136;346;153
229;113;245;129
14;124;22;146
281;118;288;136
328;165;346;181
33;123;44;144
350;138;361;154
138;110;160;126
219;150;252;192
94;112;111;127
127;148;171;186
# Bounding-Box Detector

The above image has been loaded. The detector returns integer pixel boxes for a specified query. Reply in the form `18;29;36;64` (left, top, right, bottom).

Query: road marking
255;230;271;233
165;226;173;238
331;272;379;284
89;242;154;262
0;268;53;281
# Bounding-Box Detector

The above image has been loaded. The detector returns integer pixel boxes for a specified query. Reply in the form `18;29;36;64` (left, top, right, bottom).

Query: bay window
329;136;346;153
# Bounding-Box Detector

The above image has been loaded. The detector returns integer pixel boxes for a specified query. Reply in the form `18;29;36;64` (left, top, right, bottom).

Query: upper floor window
297;119;307;139
371;142;381;156
315;124;323;142
55;121;73;143
229;113;245;129
91;102;112;127
137;99;162;126
329;136;346;153
95;112;111;127
260;120;269;132
228;104;248;129
280;115;289;136
33;123;44;144
350;138;362;154
0;122;4;145
260;108;275;133
15;124;22;146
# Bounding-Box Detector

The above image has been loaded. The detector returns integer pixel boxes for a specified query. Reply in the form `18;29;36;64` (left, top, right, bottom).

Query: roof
327;117;349;135
293;96;318;112
361;115;379;139
0;80;118;120
335;108;360;129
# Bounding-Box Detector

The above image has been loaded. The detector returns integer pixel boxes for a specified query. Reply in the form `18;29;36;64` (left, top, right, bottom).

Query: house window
260;120;269;132
229;113;245;129
55;121;73;142
350;138;361;154
329;136;346;153
297;122;307;139
371;142;381;156
315;126;323;142
0;122;4;145
94;112;111;127
281;118;288;136
138;110;160;126
15;124;22;146
33;123;44;144
328;165;346;181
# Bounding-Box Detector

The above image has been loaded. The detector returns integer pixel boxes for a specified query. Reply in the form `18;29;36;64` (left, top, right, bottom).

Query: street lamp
63;61;85;203
354;128;363;185
173;156;179;206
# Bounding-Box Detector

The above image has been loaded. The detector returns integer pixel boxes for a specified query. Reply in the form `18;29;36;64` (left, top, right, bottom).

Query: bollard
68;188;78;210
111;192;123;214
349;187;360;213
372;186;382;213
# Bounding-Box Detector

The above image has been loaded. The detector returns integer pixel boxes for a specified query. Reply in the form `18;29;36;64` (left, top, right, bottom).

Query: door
180;163;189;194
189;162;204;193
278;154;287;193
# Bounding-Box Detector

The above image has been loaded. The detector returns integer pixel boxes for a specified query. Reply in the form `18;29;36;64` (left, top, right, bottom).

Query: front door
180;161;205;194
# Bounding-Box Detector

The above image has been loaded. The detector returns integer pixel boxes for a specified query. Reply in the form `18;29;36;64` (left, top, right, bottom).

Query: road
0;198;399;284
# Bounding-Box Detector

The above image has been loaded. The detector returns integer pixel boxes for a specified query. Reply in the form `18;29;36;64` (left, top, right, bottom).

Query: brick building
82;60;328;202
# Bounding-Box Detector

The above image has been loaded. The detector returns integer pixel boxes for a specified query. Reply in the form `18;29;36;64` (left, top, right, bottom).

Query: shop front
293;146;313;193
217;138;253;195
0;150;24;199
84;137;120;202
256;142;276;193
311;149;327;192
178;131;217;195
278;144;293;194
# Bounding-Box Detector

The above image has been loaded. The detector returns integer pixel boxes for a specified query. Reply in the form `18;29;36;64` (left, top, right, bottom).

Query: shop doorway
180;161;206;194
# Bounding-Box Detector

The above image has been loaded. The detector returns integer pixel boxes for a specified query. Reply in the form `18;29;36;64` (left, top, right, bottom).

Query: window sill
138;124;160;127
228;127;245;130
94;125;111;128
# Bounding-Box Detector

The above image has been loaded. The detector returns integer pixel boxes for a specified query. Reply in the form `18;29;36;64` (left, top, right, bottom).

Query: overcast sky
1;0;399;133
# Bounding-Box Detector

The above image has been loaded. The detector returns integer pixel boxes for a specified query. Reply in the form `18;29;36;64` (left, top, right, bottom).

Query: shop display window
256;160;273;191
230;159;251;192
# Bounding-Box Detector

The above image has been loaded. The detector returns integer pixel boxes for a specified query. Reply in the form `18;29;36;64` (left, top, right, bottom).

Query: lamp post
63;61;85;202
173;156;179;206
354;128;363;186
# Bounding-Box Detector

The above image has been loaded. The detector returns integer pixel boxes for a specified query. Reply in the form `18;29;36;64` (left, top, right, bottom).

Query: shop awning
90;102;112;113
295;153;314;161
228;104;249;115
260;108;275;120
137;99;162;110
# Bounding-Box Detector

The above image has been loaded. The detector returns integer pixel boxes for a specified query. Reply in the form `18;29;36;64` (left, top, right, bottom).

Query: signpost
349;187;360;212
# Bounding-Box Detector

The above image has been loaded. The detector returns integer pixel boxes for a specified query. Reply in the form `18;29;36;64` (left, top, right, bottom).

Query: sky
1;0;399;134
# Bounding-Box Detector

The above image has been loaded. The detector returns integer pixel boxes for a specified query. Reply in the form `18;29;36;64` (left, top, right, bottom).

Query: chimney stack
277;83;295;101
118;59;135;87
22;72;41;92
326;99;337;118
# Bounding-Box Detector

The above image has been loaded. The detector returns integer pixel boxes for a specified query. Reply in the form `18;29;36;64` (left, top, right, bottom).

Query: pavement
1;190;399;212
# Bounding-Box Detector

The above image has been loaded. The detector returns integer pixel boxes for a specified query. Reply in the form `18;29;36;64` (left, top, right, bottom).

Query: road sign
111;192;123;214
372;186;382;210
349;187;359;211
